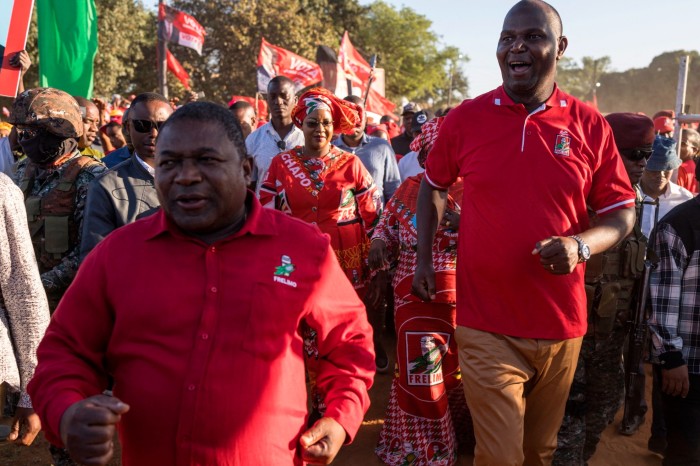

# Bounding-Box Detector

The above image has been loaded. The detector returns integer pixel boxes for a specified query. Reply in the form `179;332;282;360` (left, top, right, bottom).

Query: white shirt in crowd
640;181;695;237
245;122;305;194
398;151;423;182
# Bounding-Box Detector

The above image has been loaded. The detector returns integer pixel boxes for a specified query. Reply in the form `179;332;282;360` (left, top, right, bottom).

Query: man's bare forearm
416;178;447;266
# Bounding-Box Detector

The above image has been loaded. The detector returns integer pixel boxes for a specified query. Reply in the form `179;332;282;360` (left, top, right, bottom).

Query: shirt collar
264;121;302;142
134;152;155;177
492;83;569;109
144;191;277;242
333;133;368;151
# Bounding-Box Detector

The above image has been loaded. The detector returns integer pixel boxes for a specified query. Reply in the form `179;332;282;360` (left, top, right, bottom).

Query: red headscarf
410;116;445;155
292;87;362;135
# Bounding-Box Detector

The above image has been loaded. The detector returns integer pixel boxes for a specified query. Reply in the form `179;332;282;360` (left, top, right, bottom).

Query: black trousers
658;367;700;466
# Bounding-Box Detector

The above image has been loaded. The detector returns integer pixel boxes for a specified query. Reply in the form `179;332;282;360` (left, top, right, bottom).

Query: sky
361;0;699;97
0;0;12;47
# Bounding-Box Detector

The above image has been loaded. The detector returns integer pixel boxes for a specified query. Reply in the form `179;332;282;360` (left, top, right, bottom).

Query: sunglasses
131;119;166;133
276;140;286;151
620;147;653;162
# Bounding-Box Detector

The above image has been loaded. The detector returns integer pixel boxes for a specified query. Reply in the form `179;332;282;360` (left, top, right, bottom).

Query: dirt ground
1;341;663;466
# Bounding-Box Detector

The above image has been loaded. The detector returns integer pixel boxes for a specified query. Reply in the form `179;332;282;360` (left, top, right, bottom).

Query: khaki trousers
455;326;582;466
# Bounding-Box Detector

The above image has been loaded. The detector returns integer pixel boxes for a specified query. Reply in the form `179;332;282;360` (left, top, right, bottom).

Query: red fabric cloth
424;85;636;340
410;116;445;155
373;173;461;307
677;159;698;194
28;195;374;466
292;87;362;135
259;146;381;291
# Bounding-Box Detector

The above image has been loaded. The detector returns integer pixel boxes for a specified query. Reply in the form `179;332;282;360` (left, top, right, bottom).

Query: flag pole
362;55;377;107
157;0;169;98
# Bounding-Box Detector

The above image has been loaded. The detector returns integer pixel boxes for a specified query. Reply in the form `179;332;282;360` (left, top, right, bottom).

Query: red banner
0;0;34;97
166;49;190;90
338;31;371;88
256;37;323;93
366;87;396;116
158;4;206;55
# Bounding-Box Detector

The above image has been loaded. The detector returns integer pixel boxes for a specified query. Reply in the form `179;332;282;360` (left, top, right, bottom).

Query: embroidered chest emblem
554;130;571;156
273;254;297;287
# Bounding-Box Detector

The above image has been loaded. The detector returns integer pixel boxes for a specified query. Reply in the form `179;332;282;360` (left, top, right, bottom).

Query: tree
556;56;611;102
16;0;160;97
169;0;348;102
350;1;466;102
597;50;699;116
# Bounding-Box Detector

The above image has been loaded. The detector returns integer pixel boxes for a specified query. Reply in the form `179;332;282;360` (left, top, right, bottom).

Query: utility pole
157;0;169;98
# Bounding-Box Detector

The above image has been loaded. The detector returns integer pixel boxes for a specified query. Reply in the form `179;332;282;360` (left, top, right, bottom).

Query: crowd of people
1;1;699;465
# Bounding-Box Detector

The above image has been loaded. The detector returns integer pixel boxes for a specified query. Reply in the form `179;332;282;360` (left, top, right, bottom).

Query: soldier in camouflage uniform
10;88;106;311
553;113;655;465
10;88;105;465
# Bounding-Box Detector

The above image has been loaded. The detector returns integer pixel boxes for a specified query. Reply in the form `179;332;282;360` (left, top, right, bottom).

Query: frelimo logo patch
273;255;297;287
554;130;571;156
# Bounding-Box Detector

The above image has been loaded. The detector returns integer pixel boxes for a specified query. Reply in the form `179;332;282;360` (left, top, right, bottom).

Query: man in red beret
553;113;655;464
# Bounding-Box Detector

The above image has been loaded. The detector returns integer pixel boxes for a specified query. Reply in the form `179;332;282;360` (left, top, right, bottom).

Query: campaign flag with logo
366;87;396;116
337;31;395;116
257;37;323;94
37;0;98;98
158;3;206;55
338;31;371;88
0;0;33;97
166;49;190;90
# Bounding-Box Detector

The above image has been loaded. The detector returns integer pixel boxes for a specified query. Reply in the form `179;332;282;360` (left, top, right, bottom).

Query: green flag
37;0;98;98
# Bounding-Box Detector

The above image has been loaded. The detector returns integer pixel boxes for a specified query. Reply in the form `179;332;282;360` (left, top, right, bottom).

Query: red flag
158;4;206;55
256;37;323;93
0;0;34;97
338;31;371;89
166;49;190;90
366;87;396;116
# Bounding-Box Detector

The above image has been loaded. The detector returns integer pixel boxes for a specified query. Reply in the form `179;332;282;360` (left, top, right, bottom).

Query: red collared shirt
29;195;374;465
424;85;635;339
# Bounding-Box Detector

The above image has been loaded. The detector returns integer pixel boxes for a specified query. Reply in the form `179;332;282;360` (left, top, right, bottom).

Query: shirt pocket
240;281;301;362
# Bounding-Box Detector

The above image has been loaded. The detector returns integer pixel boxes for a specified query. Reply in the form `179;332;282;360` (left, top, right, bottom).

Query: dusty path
1;348;663;465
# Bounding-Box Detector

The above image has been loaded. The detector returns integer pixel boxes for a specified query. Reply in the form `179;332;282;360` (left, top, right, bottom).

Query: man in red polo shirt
28;102;375;465
413;1;635;464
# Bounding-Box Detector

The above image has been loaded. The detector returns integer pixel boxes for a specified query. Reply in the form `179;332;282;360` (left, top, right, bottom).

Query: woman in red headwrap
370;117;473;465
260;87;381;292
260;89;383;406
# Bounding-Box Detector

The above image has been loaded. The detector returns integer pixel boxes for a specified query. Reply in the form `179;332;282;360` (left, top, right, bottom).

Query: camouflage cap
9;87;84;138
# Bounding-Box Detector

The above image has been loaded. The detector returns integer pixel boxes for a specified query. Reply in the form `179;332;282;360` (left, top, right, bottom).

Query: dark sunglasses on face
620;147;653;162
131;119;165;133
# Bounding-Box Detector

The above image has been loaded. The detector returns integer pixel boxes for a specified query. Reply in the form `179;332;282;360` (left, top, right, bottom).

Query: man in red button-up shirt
29;102;375;466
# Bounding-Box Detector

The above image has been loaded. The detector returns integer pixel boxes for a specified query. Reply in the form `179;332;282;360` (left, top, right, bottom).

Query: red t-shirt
424;85;635;339
29;196;374;465
677;159;698;194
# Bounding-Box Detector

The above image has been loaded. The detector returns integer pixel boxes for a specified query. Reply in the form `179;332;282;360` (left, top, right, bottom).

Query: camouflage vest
583;200;647;340
19;156;100;273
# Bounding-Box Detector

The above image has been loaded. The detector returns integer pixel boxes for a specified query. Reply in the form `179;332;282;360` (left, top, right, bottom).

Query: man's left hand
8;50;31;75
299;417;347;464
532;236;579;274
8;407;41;446
662;365;689;398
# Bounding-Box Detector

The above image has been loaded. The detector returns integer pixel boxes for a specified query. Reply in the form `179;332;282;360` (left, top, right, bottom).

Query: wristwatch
569;235;591;263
